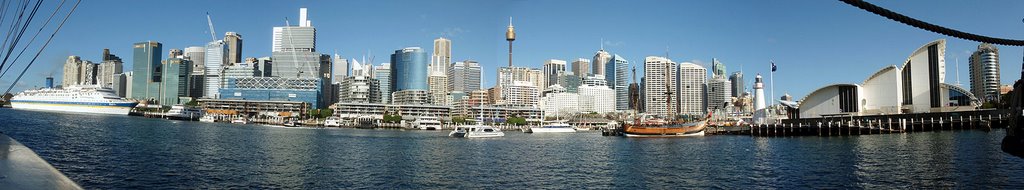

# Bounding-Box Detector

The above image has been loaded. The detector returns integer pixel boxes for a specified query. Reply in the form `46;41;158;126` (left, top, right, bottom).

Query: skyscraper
160;58;192;106
605;54;628;111
431;37;451;73
571;58;590;77
97;57;123;89
707;78;732;112
429;37;452;105
592;47;611;78
729;71;744;98
543;59;566;88
448;60;481;92
712;58;726;77
62;56;97;87
506;17;516;67
130;41;162;101
271;8;320;78
204;40;227;98
375;63;392;103
390;47;428;92
224;32;243;64
643;56;677;117
678;62;707;115
332;53;349;83
969;43;1000;103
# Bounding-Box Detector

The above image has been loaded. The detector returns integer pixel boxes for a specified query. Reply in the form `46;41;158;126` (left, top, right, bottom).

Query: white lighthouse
753;74;767;124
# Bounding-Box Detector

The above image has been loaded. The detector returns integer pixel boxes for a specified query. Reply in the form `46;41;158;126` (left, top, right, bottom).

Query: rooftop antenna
206;12;217;41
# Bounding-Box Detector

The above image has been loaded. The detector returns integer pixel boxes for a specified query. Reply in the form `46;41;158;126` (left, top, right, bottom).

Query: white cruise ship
10;85;138;115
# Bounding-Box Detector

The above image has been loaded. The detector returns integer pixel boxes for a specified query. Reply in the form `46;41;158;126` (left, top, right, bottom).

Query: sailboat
622;62;709;137
449;70;505;138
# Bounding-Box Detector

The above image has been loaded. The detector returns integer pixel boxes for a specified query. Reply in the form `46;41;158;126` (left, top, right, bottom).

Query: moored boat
413;116;442;130
449;125;505;138
199;115;217;123
528;122;576;133
231;117;248;124
165;105;203;121
623;113;710;137
9;85;138;115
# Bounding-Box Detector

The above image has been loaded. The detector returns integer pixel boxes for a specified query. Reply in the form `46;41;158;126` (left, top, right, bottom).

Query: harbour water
1;108;1023;189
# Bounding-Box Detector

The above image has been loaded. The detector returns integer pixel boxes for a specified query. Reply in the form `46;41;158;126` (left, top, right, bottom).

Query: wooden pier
748;109;1010;137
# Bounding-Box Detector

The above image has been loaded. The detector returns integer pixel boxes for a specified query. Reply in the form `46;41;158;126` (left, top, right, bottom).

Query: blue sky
3;0;1024;100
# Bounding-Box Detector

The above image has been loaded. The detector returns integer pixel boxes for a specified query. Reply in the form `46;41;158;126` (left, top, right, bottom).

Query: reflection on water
1;109;1022;189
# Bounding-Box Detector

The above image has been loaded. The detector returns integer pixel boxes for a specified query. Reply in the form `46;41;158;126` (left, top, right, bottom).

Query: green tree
383;113;402;123
451;116;467;124
185;99;199;106
319;109;334;118
507;117;526;126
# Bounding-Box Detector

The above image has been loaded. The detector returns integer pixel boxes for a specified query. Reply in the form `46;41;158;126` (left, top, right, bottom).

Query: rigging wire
839;0;1024;46
0;0;65;78
0;0;43;73
0;0;29;61
4;0;78;94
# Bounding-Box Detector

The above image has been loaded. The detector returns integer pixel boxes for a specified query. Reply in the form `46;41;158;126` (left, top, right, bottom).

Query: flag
771;61;777;72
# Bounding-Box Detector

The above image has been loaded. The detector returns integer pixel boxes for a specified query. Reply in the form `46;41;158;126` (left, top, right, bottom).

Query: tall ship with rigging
9;85;138;115
622;62;709;137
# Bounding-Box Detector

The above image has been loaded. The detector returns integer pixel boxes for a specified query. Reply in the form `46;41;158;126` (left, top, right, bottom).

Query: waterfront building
797;39;977;118
224;32;243;65
729;71;744;98
338;75;380;103
498;66;543;89
501;81;539;107
218;77;322;107
543;59;566;88
455;106;542;124
592;49;610;80
578;83;615;114
539;85;578;117
222;63;258;87
111;73;128;97
332;102;451;121
374;63;392;103
678;61;707;116
62;56;96;86
605;54;628;111
447;60;481;92
271;8;321;79
428;74;448;105
643;56;676;117
204;40;227;98
571;58;590;77
486;86;501;105
393;89;431;105
159;58;192;106
969;43;1000;103
130;41;162;102
390;47;428;92
199;98;309;118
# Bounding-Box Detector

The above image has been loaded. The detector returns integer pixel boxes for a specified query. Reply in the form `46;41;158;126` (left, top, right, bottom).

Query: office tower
582;75;607;86
448;60;481;92
160;58;192;106
131;41;162;101
332;53;348;83
678;61;707;115
224;32;243;64
571;58;590;77
390;47;428;92
184;46;206;75
204;40;227;98
168;49;183;59
102;48;122;62
540;85;578;117
605;54;628;111
428;74;448;105
969;43;1000;103
579;82;615;114
729;71;744;98
431;37;451;73
643;56;677;117
592;48;611;79
221;62;258;88
543;59;566;88
271;8;320;78
558;72;581;93
375;63;392;103
498;67;544;91
255;57;273;77
429;38;451;105
712;58;726;77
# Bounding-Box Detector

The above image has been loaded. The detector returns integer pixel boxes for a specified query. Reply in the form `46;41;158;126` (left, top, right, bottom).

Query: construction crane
206;12;216;41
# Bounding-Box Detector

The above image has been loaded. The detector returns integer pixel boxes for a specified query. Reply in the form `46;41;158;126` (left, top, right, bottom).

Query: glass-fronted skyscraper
204;40;227;98
131;41;162;101
160;58;192;106
390;47;428;92
605;54;629;111
375;63;392;103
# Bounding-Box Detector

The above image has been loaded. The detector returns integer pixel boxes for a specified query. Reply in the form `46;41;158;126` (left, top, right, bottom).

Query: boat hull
10;101;135;115
528;127;577;133
623;121;707;138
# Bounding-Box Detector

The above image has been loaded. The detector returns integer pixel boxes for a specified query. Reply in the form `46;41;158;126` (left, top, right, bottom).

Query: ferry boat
231;117;248;124
10;85;138;115
449;125;505;138
412;116;442;130
323;116;343;127
164;105;203;121
528;122;576;133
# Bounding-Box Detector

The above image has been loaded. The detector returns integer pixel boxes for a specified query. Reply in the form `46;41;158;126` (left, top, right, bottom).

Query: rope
840;0;1024;46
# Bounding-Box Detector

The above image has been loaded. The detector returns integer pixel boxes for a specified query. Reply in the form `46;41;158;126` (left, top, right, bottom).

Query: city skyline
3;0;1024;101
